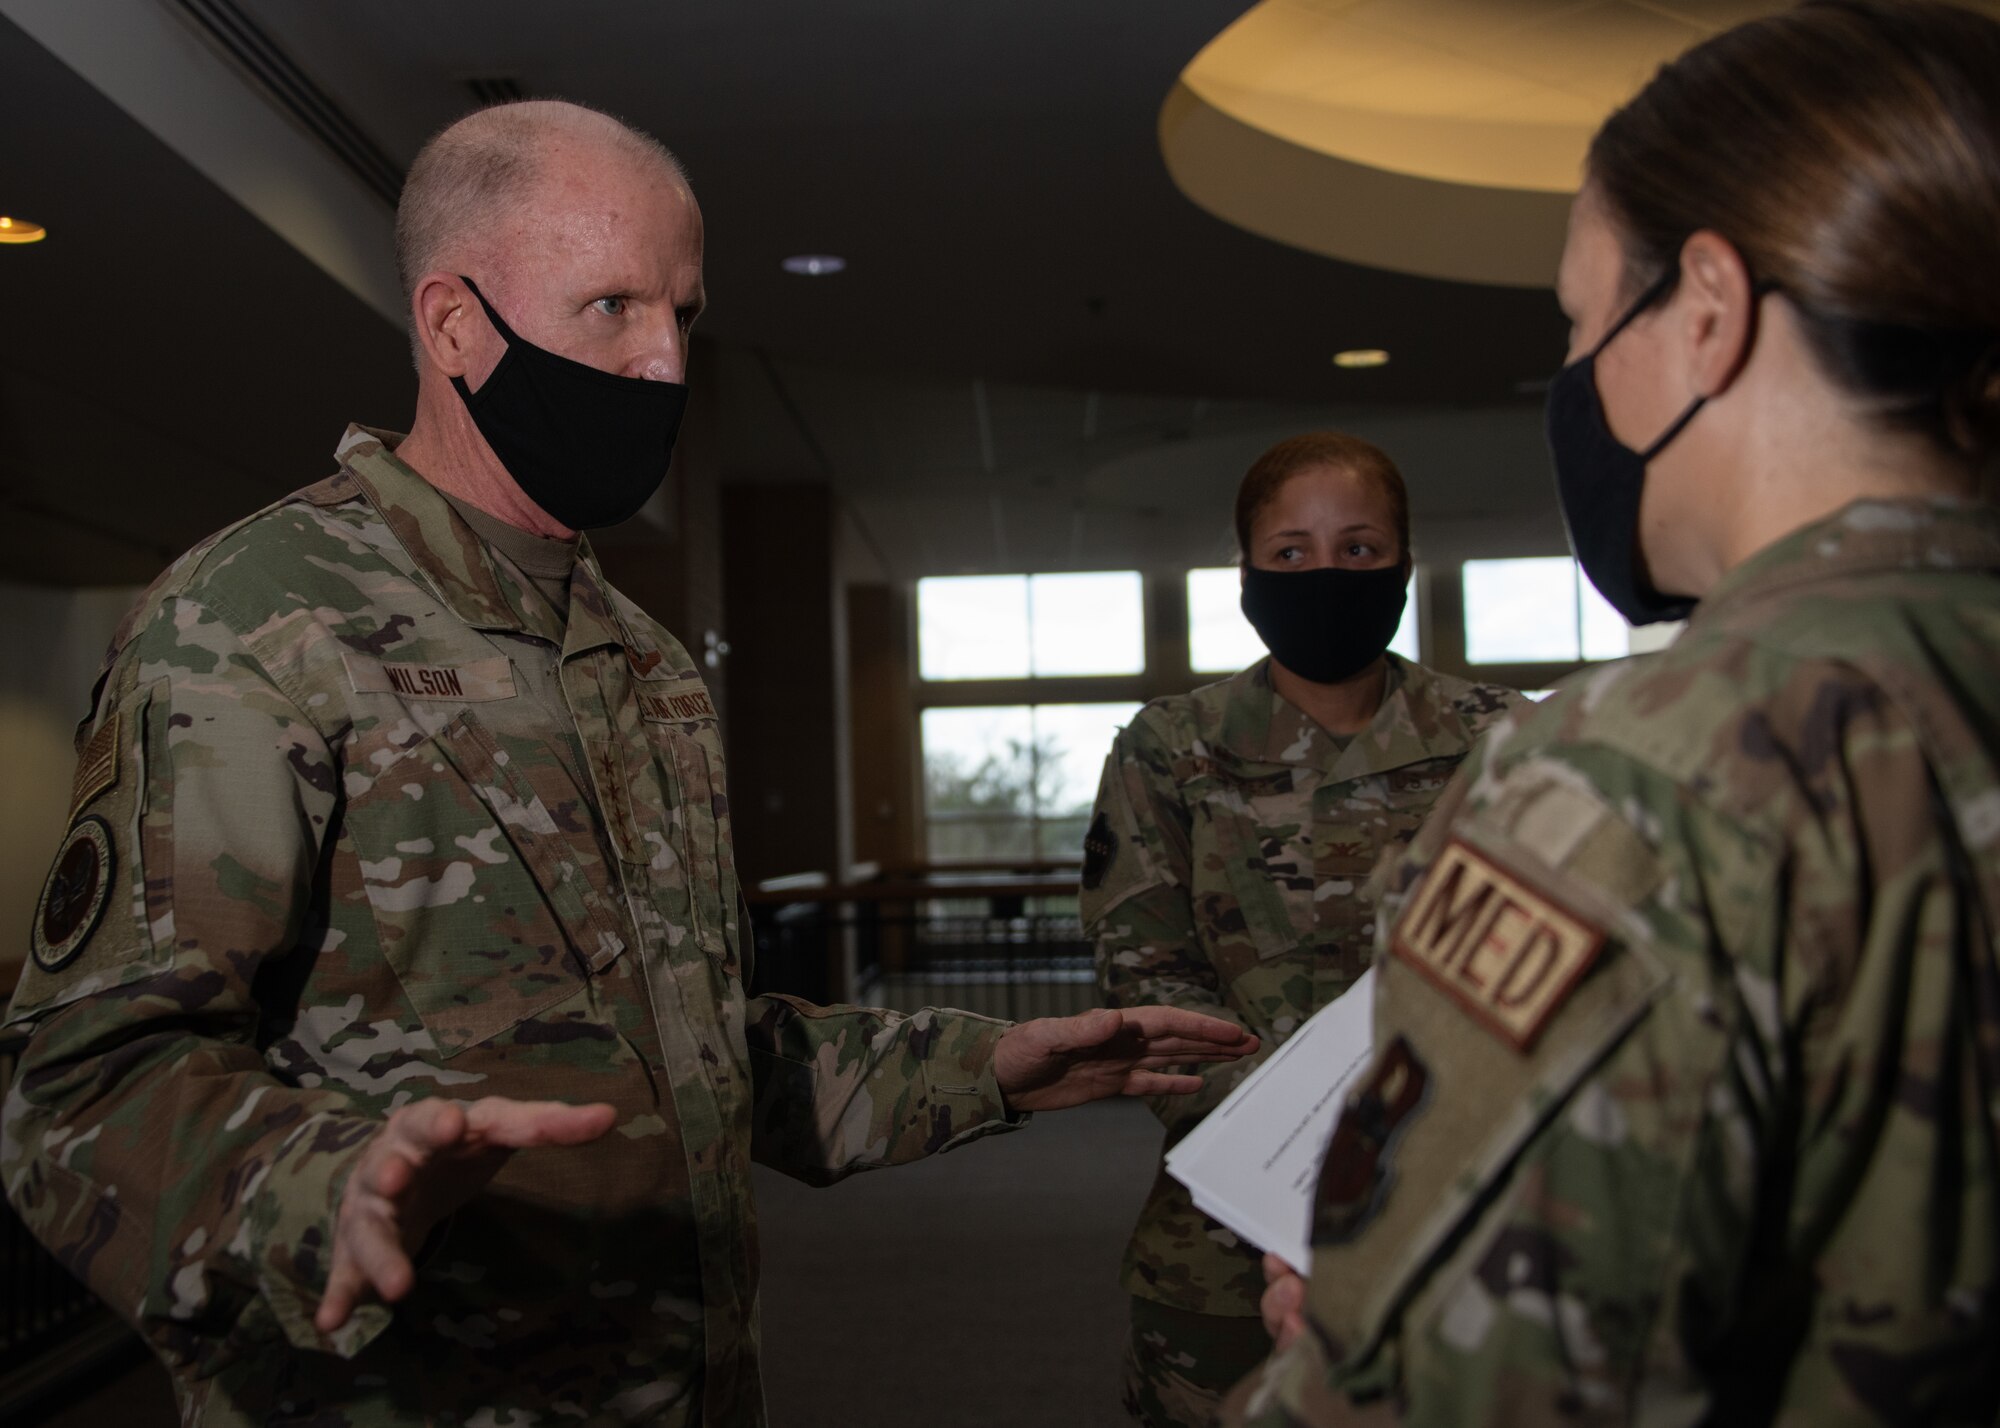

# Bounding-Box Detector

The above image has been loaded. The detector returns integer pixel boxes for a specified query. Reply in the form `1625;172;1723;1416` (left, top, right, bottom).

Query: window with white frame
919;702;1142;861
1461;556;1680;664
917;572;1144;680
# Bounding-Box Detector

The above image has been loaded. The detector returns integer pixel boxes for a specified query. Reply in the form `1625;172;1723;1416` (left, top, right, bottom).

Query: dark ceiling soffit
170;0;406;206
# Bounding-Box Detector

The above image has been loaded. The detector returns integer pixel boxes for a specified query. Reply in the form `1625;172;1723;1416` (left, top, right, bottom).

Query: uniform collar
336;424;631;659
1693;496;2000;626
1218;656;1483;778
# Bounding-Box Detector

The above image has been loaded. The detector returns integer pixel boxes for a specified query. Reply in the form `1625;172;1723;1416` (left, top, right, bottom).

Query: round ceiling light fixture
0;216;48;244
1333;348;1389;369
781;254;845;276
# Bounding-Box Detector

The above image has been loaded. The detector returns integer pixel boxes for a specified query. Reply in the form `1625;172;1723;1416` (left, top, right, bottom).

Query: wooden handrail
872;858;1082;877
746;876;1079;907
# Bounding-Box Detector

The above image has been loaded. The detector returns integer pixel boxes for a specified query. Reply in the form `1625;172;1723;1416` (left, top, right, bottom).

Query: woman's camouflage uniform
1229;499;2000;1426
1083;656;1523;1426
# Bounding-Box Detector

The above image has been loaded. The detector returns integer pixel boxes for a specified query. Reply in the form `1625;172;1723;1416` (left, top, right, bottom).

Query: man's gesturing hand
993;1005;1258;1113
316;1096;617;1334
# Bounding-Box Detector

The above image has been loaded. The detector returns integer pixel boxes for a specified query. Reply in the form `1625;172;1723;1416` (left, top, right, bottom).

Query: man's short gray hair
394;99;684;367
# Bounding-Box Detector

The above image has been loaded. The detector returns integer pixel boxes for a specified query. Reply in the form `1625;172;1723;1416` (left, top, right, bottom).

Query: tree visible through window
921;703;1140;861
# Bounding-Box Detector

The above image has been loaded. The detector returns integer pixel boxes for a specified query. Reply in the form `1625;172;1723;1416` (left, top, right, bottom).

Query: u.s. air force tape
32;815;115;973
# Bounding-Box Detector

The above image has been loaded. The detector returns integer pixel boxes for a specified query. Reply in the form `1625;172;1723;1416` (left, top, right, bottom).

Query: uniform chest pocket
341;710;625;1056
1179;758;1317;968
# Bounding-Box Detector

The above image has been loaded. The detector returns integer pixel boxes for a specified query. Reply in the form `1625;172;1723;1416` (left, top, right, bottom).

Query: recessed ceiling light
0;216;47;245
1333;348;1389;369
781;254;845;276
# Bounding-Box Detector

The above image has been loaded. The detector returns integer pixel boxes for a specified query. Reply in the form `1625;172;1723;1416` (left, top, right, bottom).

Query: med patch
32;816;114;973
1391;838;1605;1050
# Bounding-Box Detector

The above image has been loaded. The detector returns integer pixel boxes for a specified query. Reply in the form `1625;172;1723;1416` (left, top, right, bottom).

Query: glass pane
1577;569;1631;661
1028;572;1145;676
1187;567;1266;674
1037;815;1092;862
1388;583;1420;662
917;575;1029;680
921;706;1038;817
1028;702;1144;816
926;815;1037;862
1462;557;1582;663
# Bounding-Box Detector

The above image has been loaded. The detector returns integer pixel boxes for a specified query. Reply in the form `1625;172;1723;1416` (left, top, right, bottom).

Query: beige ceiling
1164;0;2000;285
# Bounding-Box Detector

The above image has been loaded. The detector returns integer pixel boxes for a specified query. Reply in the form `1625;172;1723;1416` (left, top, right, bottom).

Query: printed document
1164;968;1376;1273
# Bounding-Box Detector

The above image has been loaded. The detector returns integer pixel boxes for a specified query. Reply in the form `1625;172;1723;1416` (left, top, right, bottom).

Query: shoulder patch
69;712;121;818
32;816;115;973
1081;811;1118;890
1390;838;1605;1051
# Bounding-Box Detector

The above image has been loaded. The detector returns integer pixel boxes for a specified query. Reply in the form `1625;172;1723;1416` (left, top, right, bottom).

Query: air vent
170;0;405;206
464;75;529;107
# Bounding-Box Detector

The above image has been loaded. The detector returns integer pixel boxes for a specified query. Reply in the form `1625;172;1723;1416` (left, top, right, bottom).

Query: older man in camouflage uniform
1227;499;2000;1425
1086;653;1524;1426
1;100;1253;1427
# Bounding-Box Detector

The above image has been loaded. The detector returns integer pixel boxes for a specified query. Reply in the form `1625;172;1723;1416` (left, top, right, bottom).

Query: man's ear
1676;231;1759;402
411;274;478;378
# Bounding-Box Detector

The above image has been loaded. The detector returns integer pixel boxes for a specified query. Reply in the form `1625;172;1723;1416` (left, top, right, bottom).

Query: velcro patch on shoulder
1390;838;1605;1051
1081;812;1117;890
343;653;515;702
69;711;121;818
638;684;717;726
32;816;115;973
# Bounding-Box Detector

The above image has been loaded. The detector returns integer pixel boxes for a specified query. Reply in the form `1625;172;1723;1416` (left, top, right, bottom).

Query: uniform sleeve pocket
341;711;599;1056
1304;836;1679;1370
8;683;174;1026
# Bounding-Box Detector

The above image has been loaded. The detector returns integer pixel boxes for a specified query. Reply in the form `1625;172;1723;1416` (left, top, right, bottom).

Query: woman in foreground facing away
1081;431;1526;1428
1234;2;2000;1423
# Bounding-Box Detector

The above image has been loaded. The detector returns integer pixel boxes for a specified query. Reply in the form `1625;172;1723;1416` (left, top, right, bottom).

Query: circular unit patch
32;815;114;973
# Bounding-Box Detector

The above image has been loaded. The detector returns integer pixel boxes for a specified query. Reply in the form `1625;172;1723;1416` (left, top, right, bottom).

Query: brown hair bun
1589;0;2000;460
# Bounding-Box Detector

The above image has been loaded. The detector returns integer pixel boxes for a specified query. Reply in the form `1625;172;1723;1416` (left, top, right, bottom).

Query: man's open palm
994;1005;1258;1112
316;1096;617;1334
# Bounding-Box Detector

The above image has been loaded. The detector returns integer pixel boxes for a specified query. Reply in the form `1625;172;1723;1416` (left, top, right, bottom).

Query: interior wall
719;482;845;886
0;583;143;990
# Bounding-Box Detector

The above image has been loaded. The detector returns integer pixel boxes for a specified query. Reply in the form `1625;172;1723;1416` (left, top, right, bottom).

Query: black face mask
1544;267;1701;626
1240;563;1408;686
450;276;688;531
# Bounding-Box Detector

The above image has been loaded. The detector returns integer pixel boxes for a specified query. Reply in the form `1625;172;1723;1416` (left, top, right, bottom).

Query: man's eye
593;296;627;317
676;306;700;332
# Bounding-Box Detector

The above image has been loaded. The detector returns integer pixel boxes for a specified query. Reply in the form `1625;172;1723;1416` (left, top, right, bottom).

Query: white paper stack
1164;968;1377;1274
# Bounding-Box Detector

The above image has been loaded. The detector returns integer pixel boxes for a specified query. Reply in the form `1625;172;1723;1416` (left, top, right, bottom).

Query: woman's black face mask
1544;267;1703;626
1239;562;1408;685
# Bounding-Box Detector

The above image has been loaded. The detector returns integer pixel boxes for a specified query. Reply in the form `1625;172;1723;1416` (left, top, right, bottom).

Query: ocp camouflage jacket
2;427;1018;1428
1233;498;2000;1426
1084;656;1523;1315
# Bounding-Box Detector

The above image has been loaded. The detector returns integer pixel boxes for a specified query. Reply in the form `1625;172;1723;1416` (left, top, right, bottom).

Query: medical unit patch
1392;838;1605;1050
